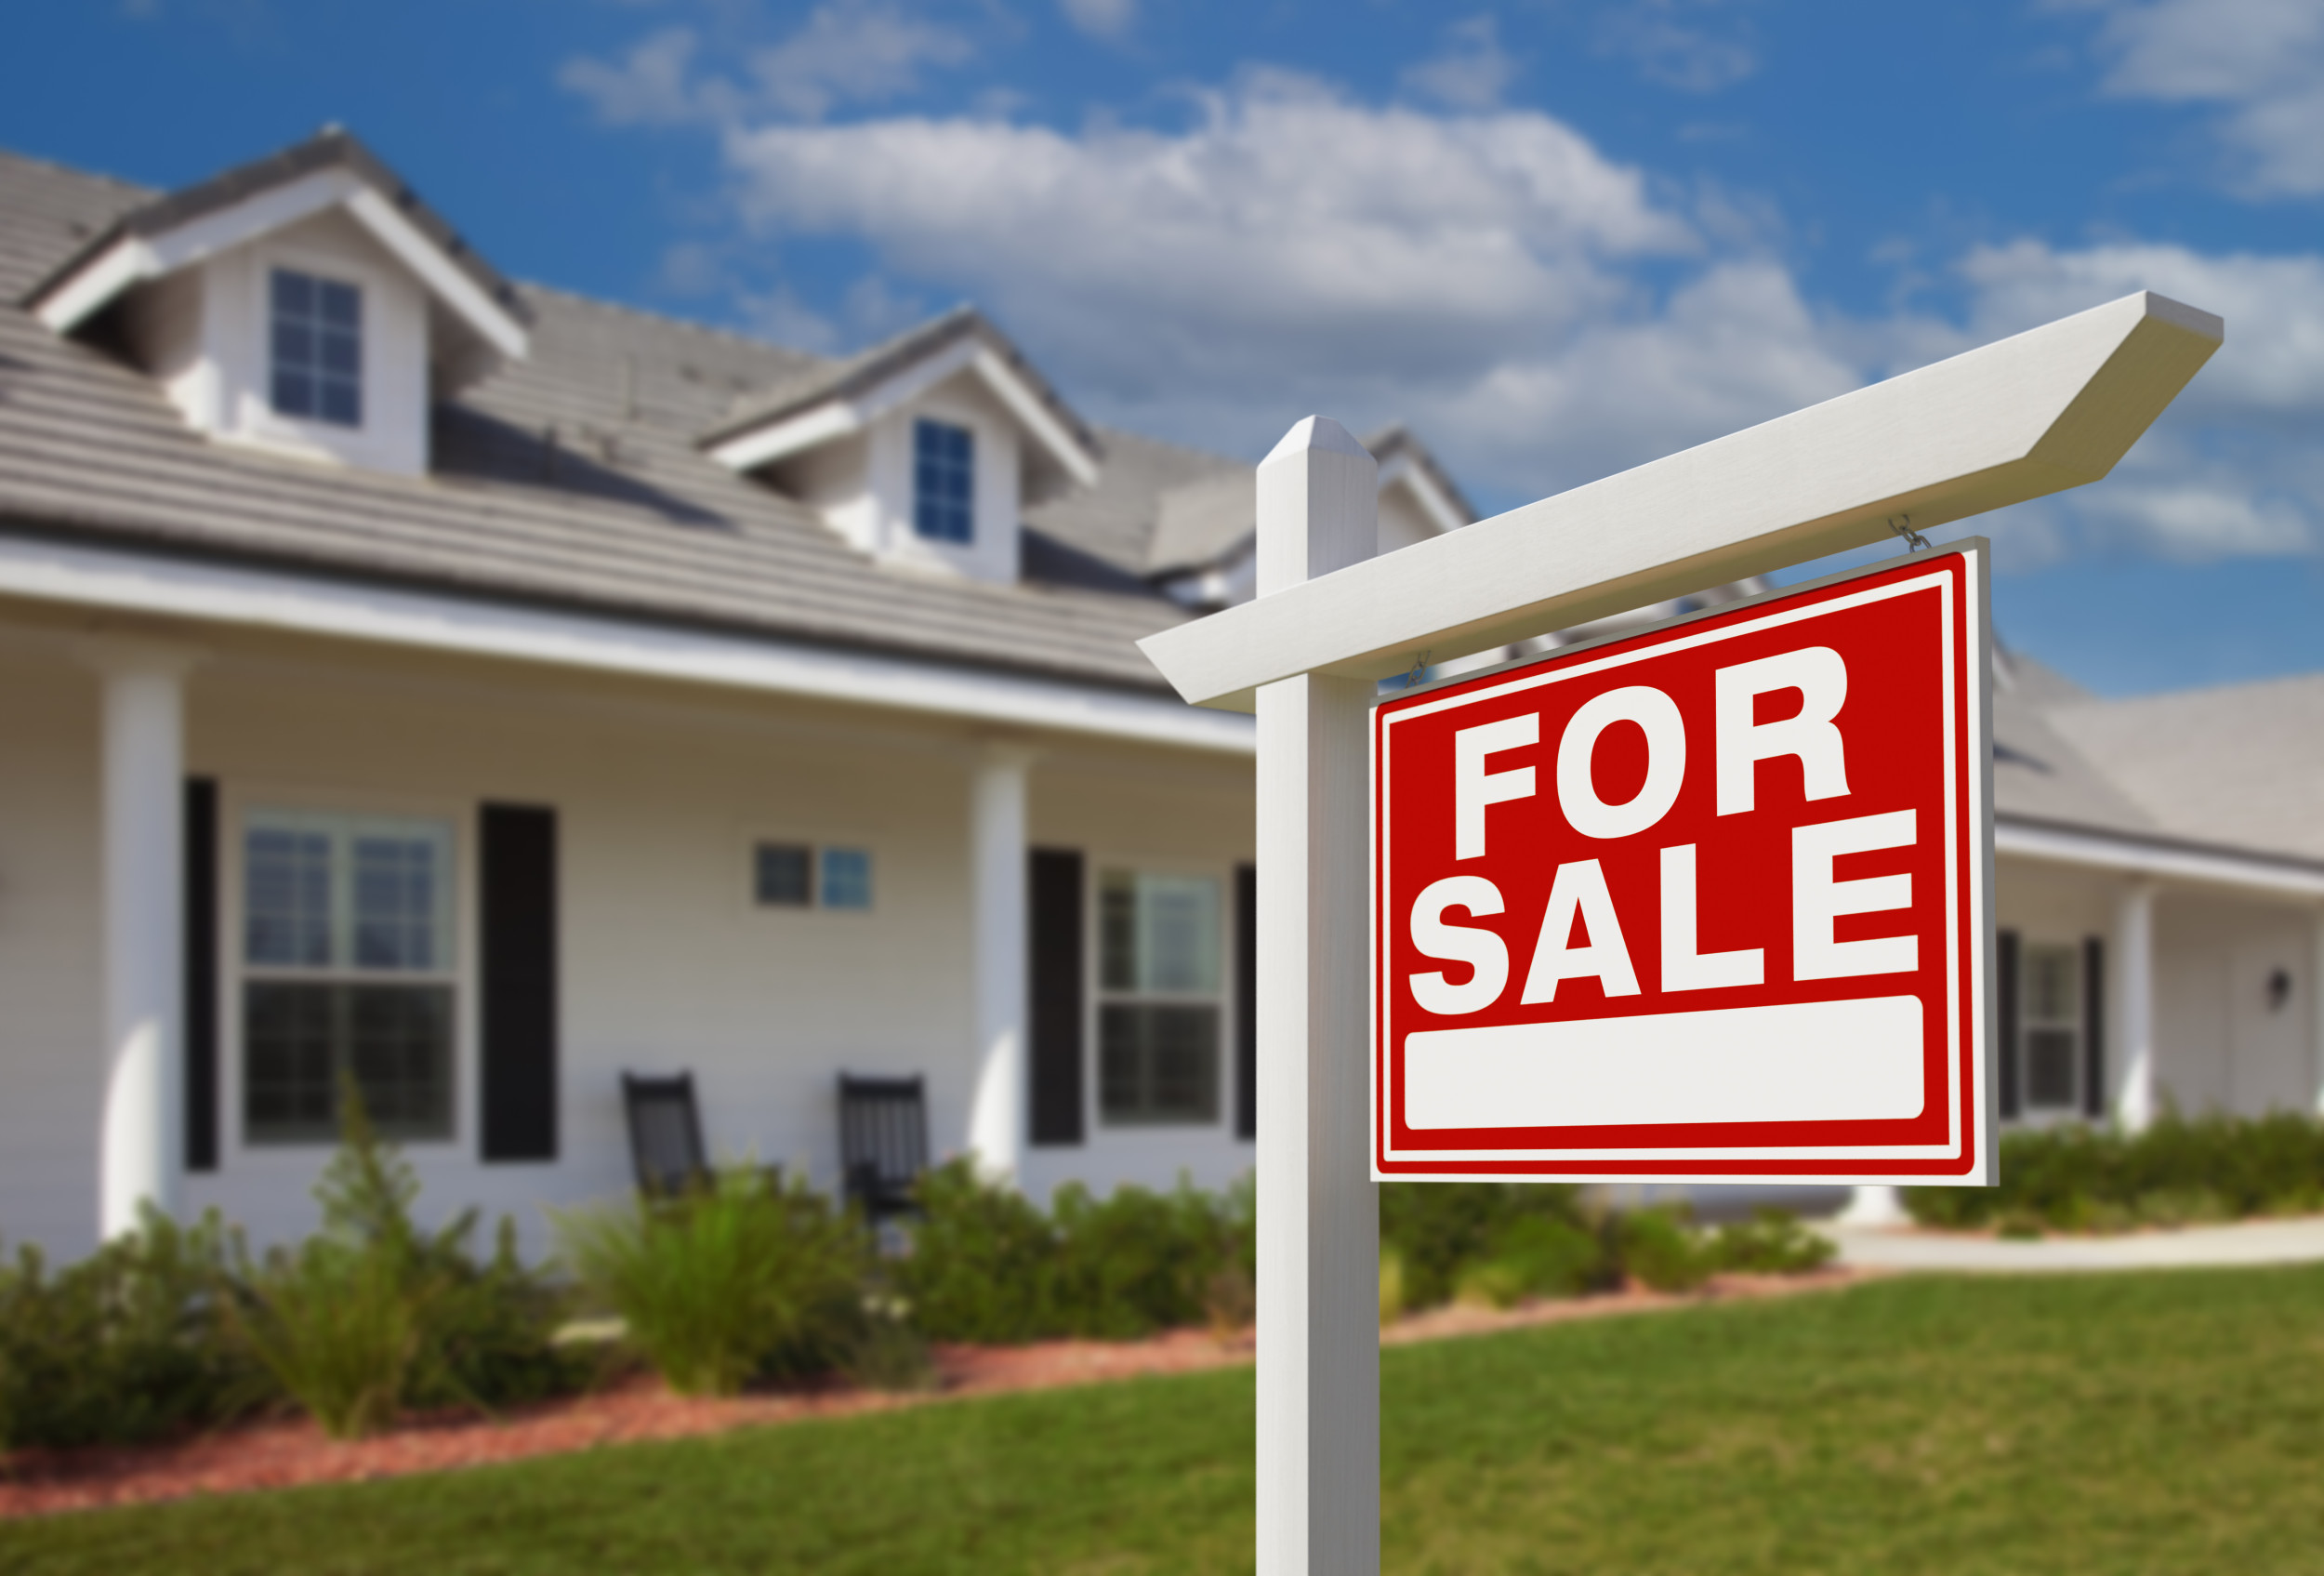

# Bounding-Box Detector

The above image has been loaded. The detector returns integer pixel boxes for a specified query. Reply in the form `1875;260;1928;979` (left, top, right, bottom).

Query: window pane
352;831;442;971
1099;870;1137;991
245;823;334;967
244;981;339;1142
2026;946;2079;1024
1099;1002;1220;1125
347;985;454;1138
245;982;452;1143
756;842;812;907
270;268;363;430
911;418;974;543
1140;875;1221;994
821;847;873;909
2026;1026;2079;1109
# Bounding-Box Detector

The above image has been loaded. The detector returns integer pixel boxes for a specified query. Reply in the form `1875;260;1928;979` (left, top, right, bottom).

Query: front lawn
8;1266;2323;1574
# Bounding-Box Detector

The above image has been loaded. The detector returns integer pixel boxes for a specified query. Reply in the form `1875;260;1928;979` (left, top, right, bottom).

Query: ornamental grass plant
555;1169;866;1396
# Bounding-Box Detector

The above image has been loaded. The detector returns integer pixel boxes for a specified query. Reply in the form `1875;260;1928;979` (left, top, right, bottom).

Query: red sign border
1368;543;1994;1185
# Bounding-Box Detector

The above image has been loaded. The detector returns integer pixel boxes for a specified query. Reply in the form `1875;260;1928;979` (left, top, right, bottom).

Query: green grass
7;1267;2324;1575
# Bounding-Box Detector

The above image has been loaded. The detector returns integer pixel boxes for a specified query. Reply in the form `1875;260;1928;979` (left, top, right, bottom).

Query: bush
901;1163;1238;1344
239;1082;582;1437
894;1160;1060;1344
0;1208;260;1451
1379;1183;1591;1311
1491;1214;1604;1298
558;1168;865;1397
1905;1112;2324;1233
1710;1208;1837;1275
1378;1247;1406;1326
1619;1207;1713;1293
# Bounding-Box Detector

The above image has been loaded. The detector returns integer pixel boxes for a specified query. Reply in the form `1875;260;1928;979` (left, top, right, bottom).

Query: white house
0;131;2318;1260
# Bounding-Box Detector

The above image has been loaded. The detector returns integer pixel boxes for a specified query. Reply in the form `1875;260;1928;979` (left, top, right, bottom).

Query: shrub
558;1168;865;1397
1905;1112;2324;1233
1050;1181;1233;1339
1710;1208;1836;1275
1379;1183;1591;1311
895;1160;1060;1344
0;1208;260;1451
239;1082;581;1437
1619;1207;1712;1293
1490;1214;1604;1298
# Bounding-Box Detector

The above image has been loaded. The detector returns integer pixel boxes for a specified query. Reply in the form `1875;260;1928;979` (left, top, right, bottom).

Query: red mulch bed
0;1268;1862;1518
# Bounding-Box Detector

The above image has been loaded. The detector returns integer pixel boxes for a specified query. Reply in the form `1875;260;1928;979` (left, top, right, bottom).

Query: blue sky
7;0;2324;696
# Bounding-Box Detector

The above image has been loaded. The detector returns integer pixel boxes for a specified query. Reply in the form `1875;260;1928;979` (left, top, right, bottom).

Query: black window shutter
2082;934;2106;1119
1235;862;1257;1141
184;777;218;1172
481;803;558;1162
1997;929;2021;1120
1028;848;1084;1146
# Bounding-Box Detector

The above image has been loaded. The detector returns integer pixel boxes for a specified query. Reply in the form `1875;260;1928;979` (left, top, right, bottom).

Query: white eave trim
1378;452;1468;536
709;334;1100;488
1997;815;2324;900
0;532;1255;757
33;166;527;360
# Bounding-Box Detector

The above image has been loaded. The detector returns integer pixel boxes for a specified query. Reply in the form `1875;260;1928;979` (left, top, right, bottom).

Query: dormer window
913;417;974;543
270;268;363;429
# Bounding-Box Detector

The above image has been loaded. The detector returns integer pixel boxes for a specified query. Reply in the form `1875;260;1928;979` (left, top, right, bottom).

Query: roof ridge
513;280;842;364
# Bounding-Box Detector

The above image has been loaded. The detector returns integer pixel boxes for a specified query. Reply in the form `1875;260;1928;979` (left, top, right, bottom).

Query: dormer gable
22;128;530;477
703;308;1102;587
1147;424;1479;610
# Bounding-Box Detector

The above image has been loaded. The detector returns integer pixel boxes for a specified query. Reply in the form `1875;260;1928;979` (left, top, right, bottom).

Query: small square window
822;847;874;910
912;418;974;544
269;267;363;429
755;843;813;907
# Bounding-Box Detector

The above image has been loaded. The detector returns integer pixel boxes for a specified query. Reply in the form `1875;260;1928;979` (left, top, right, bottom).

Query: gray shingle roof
2045;671;2324;862
0;145;1191;695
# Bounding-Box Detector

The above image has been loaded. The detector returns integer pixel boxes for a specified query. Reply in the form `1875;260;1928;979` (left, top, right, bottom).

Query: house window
1097;869;1222;1125
913;417;974;544
754;842;874;910
2022;942;2081;1111
242;810;454;1143
270;268;363;428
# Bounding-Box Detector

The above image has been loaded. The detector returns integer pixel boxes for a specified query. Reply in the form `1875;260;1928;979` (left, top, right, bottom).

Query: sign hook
1887;513;1931;552
1403;649;1433;689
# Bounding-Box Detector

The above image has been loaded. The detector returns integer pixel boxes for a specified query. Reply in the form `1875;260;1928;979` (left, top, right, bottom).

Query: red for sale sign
1371;547;1992;1184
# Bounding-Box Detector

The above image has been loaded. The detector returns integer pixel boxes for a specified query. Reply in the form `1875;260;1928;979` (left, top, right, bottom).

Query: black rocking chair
621;1070;708;1198
838;1073;929;1223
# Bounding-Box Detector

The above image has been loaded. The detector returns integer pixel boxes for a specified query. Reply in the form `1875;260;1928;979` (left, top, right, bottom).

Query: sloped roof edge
23;127;531;345
701;305;1103;472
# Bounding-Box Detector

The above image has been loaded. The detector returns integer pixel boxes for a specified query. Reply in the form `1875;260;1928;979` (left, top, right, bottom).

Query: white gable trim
1378;452;1467;537
33;167;526;359
709;334;1097;487
0;533;1252;757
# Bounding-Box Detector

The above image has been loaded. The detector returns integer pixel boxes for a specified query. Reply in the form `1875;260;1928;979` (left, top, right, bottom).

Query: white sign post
1139;292;2220;1575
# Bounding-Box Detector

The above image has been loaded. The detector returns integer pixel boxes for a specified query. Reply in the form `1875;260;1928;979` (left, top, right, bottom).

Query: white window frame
738;826;882;918
234;237;404;470
1087;854;1235;1134
218;781;474;1158
2018;937;2085;1117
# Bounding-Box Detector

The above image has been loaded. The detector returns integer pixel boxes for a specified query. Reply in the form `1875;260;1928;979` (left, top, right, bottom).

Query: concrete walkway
1823;1214;2324;1273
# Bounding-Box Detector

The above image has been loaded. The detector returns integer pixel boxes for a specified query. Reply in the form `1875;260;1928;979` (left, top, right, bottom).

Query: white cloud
1401;15;1519;112
1595;0;1759;94
1059;0;1135;42
2081;0;2324;197
559;1;972;126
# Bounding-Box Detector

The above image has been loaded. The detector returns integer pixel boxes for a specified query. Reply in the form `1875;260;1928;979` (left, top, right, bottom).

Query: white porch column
1254;417;1379;1576
2311;910;2324;1118
965;743;1033;1183
88;642;194;1239
2115;881;2157;1132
